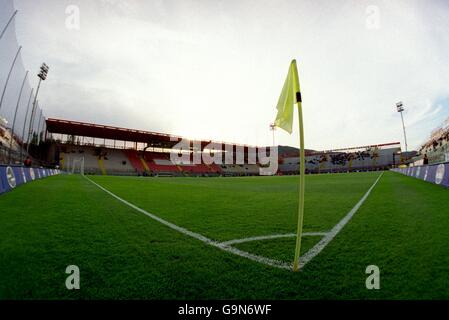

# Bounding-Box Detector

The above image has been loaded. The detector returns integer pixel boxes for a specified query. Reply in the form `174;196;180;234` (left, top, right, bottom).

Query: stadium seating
279;157;299;173
418;125;449;164
58;145;226;176
60;145;137;175
207;163;222;174
144;152;182;176
60;145;99;174
0;124;27;165
179;163;207;174
101;148;136;175
242;164;260;175
220;164;246;176
279;145;401;174
56;142;403;177
123;149;146;174
175;153;222;176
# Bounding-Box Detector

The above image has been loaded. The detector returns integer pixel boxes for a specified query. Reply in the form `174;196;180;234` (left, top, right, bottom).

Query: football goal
70;157;85;175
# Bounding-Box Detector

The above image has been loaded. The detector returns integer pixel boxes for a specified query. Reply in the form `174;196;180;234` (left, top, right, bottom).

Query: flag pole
293;92;305;272
273;59;305;271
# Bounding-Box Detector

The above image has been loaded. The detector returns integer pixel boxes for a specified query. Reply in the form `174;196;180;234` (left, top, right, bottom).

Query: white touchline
297;172;384;269
83;172;383;271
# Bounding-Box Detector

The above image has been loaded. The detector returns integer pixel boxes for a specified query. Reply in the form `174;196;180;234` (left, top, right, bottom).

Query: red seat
124;150;145;173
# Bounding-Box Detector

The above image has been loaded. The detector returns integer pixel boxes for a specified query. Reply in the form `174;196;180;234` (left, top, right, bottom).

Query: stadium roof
310;142;402;155
45;118;257;150
46;118;402;153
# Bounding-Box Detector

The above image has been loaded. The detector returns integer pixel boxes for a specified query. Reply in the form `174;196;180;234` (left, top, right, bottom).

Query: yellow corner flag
274;60;301;133
274;60;305;272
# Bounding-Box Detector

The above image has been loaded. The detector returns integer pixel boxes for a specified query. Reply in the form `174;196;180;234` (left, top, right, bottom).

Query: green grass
88;172;381;240
0;171;447;299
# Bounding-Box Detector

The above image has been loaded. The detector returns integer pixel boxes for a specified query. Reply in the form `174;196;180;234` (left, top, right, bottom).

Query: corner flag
274;60;305;272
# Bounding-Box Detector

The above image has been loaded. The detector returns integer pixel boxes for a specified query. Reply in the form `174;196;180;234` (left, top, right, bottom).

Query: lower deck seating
280;147;401;174
220;164;246;175
179;163;216;175
207;163;222;174
124;149;145;174
60;145;137;175
101;148;136;175
57;144;263;176
145;153;181;174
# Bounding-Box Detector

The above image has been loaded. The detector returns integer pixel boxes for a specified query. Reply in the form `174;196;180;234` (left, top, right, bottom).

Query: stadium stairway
98;158;107;175
60;152;65;170
140;157;150;174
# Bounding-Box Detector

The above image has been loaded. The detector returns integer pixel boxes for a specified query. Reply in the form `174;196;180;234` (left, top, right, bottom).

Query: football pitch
0;171;448;299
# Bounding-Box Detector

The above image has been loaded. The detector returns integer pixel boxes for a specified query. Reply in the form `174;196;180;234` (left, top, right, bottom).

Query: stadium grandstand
413;117;449;165
34;118;403;177
44;118;264;177
0;116;46;167
278;142;402;174
0;106;411;178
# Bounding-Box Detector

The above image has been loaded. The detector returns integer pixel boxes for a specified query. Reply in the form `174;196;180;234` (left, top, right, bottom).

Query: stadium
1;0;449;304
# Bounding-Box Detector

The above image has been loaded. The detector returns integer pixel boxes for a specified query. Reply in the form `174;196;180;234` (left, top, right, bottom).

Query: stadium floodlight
396;101;408;153
38;63;49;80
26;63;50;154
269;123;276;147
396;101;404;112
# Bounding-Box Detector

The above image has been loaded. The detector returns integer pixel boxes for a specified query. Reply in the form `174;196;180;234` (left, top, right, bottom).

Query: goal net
70;157;85;175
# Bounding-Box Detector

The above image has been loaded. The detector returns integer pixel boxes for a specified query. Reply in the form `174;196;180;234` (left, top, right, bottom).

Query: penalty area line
219;232;328;246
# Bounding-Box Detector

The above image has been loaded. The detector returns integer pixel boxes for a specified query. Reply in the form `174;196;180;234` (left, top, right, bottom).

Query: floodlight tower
396;101;408;153
26;63;49;153
269;123;276;147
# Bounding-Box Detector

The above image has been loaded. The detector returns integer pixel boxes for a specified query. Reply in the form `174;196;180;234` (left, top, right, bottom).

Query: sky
8;0;449;150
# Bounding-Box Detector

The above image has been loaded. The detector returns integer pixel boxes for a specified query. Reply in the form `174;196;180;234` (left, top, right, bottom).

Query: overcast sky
10;0;449;150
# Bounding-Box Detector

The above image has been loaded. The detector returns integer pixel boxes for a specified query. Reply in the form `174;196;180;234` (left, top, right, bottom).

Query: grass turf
0;171;447;299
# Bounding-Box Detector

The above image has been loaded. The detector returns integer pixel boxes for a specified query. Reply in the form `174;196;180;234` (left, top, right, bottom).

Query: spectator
23;157;32;167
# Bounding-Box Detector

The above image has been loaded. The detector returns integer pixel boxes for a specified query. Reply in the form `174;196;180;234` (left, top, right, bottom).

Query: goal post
70;157;85;175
